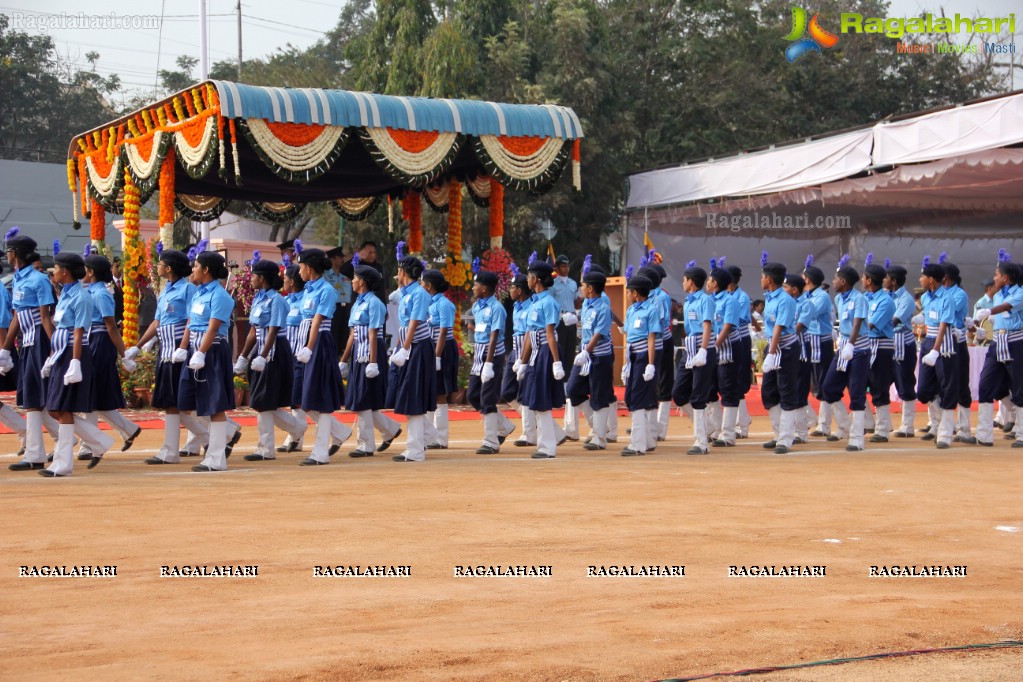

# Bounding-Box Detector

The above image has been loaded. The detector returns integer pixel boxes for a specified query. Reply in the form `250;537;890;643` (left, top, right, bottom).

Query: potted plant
234;374;249;407
120;350;157;408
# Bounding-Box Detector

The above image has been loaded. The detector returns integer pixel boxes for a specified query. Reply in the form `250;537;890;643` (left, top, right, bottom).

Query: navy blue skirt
625;351;658;412
346;337;388;412
290;359;304;408
566;354;614;411
152;357;184;408
392;338;437;416
249;336;294;412
89;331;126;411
436;339;459;395
522;344;565;412
301;330;343;413
17;328;50;410
500;353;520;403
45;348;95;413
177;338;236;416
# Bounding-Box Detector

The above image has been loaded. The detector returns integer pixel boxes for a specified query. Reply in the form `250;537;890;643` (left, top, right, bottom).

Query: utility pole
237;0;243;80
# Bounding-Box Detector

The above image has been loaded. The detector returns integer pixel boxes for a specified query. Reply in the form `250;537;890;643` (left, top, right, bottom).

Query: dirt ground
1;412;1021;681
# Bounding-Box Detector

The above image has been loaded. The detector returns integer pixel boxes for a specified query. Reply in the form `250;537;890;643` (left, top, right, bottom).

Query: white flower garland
424;183;450;208
245;118;346;172
479;135;565;182
159;223;174;247
85;153;123;199
123;130;167;181
365;128;459;177
173;117;217;169
335;197;376;213
467;175;492;199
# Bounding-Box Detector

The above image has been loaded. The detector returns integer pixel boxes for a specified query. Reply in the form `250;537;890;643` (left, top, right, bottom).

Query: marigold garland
447;179;462;257
158;147;176;243
403;190;422;254
90;198;105;242
121;170;143;346
488;178;504;248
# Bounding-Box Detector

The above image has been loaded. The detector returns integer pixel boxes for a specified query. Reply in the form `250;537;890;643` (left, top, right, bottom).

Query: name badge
304;298;314;310
688;311;697;320
251;305;262;317
530;311;538;321
54;309;64;323
846;302;855;311
164;303;174;314
191;302;205;315
14;290;24;301
634;319;643;329
928;310;938;320
477;323;488;334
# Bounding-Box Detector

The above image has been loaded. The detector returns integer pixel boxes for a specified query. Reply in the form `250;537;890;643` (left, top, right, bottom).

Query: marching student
862;261;896;443
131;249;199;465
784;274;814;444
341;264;401;457
468;270;515;454
885;264;919;438
516;260;566;460
972;256;1023;447
2;231;56;471
802;259;836;438
422;268;457;450
759;260;800;454
621;273;660;456
570;267;614;451
709;266;741;447
726;265;754;439
178;250;237;472
277;263;310;454
639;264;674;442
40;251;114;476
0;266;27;452
505;271;537;448
78;254;143;465
941;261;975;443
294;247;351;466
671;264;715;455
238;258;305;461
915;258;959;449
820;257;870;451
389;255;437;462
580;262;621;445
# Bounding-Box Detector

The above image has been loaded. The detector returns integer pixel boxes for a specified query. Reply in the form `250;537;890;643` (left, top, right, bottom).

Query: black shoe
87;456;102;469
762;440;777;449
954;435;977;445
244;454;275;461
476;445;499;455
936;442;950;449
687;446;709;455
530;452;555;459
620;448;644;457
348;450;373;458
498;428;514;445
225;430;242;458
1003;422;1016;433
47;453;53;462
774;445;791;454
557;435;567;446
826;435;842;442
392;455;418;462
921;432;936;441
894;431;914;438
513;439;534;447
793;437;808;445
869;435;889;443
978;441;994;447
918;426;932;433
426;442;446;450
712;439;734;447
121;427;142;452
9;461;44;471
379;428;401;452
845;445;863;452
299;457;327;466
809;429;828;437
16;446;24;457
38;469;67;477
276;442;301;453
144;457;171;464
582;442;605;451
179;450;199;457
328;443;341;457
1012;440;1023;448
191;465;217;472
77;452;92;461
1005;432;1017;440
865;428;875;434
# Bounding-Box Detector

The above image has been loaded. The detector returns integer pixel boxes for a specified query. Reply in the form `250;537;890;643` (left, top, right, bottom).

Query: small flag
546;242;556;265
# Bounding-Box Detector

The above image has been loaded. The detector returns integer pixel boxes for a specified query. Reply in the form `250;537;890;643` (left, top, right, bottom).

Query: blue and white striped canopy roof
211;80;584;140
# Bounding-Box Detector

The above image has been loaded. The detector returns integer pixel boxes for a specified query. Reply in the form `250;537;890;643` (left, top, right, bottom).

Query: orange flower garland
121;170;142;346
158;146;176;242
403;190;422;254
488;178;504;248
447;179;462;257
90;199;105;242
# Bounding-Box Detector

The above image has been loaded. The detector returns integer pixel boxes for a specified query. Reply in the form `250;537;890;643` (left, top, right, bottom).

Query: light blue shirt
471;295;506;344
0;284;11;328
550;276;578;314
794;292;814;333
300;277;337;320
922;286;955;330
87;283;115;324
12;265;55;310
350;292;386;329
945;283;968;330
512;298;530;336
189;280;234;333
398;281;431;324
730;287;752;325
580;295;612;350
891;287;916;333
54;281;92;331
992;285;1023;331
526;290;560;331
625;298;658;344
250;288;287;329
649;286;671;332
430;292;456;330
835;289;868;338
712;290;738;335
865;289;895;339
683;289;714;337
156;278;196;326
763;287;796;336
285;292;304;328
806;286;833;336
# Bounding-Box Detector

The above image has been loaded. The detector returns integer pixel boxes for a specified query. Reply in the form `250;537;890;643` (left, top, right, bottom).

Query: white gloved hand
251;356;267;372
0;349;10;365
552;361;565;380
974;308;992;323
0;357;12;375
691;347;708;367
643;363;656;381
233;356;249;375
365;362;379;379
435;356;442;371
481;362;495;383
562;312;579;326
41;355;55;378
142;337;158;353
121;358;138;373
840;342;854;362
338;361;349;379
188;351;206;370
63;358;83;385
296;347;313;364
762;353;779;373
573;349;590;367
390;347;409;367
172;348;188;363
911;313;926;325
512;359;523;375
975;328;987;342
922;349;940;366
621;365;630;384
516;362;528;382
124;346;140;361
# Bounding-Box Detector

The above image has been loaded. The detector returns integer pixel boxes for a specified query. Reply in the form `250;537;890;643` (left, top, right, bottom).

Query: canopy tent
623;90;1023;304
66;81;584;344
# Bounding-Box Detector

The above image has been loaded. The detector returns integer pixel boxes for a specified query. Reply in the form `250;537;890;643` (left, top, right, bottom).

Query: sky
2;0;1021;104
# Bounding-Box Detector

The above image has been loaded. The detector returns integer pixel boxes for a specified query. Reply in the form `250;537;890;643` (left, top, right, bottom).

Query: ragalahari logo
784;8;839;62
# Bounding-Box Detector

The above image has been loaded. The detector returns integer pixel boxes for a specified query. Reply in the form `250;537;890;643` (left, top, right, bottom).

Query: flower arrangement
479;247;513;301
120;350;156;406
229;261;257;315
442;255;472;290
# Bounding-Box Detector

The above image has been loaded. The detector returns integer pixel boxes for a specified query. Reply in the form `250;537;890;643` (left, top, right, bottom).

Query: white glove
512;359;522;375
435;356;442;371
975;328;987;342
188;351;206;370
643;364;656;381
142;337;158;353
562;312;579;326
41;355;55;378
0;349;10;365
296;347;313;364
840;342;854;362
365;362;379;379
552;361;565;380
621;365;630;384
390;347;409;367
965;317;974;329
762;353;779;373
691;347;707;367
975;308;992;323
124;346;140;361
172;348;188;363
0;359;13;375
338;361;349;379
573;350;590;367
516;362;528;382
922;349;940;366
251;356;267;372
911;313;926;325
63;358;82;385
233;356;249;375
122;358;138;373
479;362;493;383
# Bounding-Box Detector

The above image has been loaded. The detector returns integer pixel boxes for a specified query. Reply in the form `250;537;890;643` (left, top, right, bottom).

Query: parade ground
1;411;1020;681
